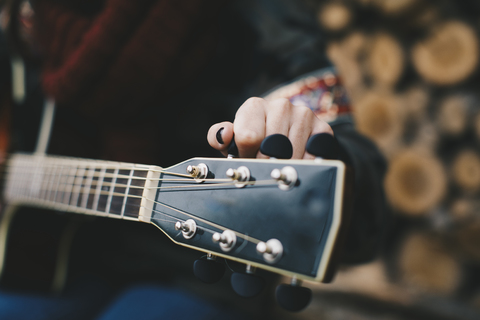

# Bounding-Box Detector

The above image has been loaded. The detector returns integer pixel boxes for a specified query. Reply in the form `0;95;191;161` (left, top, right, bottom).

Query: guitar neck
2;153;161;223
1;152;349;283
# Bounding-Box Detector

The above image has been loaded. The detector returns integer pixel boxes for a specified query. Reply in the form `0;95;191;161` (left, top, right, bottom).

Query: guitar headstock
148;157;348;283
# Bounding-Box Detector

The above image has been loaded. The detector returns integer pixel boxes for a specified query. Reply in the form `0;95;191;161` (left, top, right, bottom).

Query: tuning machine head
256;238;283;264
212;229;237;252
186;163;209;182
175;219;197;239
226;166;251;188
271;166;297;190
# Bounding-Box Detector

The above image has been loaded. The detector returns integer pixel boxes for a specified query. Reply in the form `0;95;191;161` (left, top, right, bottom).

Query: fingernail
216;127;224;144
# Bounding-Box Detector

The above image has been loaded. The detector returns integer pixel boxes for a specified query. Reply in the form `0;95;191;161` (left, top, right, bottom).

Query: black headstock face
149;157;346;282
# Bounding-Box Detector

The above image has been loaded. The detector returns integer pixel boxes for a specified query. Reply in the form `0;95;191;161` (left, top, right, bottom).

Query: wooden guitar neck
3;154;161;223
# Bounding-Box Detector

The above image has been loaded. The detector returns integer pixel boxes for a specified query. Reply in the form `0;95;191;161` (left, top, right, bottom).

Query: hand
207;97;333;159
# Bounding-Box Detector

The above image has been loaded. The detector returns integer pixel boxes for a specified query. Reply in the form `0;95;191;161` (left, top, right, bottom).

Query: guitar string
2;157;290;244
5;175;269;243
1;164;232;182
0;166;193;179
2;155;255;179
1;163;278;190
0;157;301;259
1;156;193;178
10;189;261;244
0;174;234;184
1;171;277;190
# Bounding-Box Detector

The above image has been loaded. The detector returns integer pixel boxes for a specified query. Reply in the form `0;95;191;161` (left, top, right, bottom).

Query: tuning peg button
276;281;312;312
306;133;338;159
227;137;238;158
260;134;293;159
231;266;265;298
193;254;225;283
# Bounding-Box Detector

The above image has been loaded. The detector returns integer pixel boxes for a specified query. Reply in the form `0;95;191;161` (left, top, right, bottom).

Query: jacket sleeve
331;116;390;264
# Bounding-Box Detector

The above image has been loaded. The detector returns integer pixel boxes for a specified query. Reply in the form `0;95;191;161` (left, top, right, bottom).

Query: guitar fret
81;166;95;209
86;168;99;210
76;167;87;207
125;169;148;219
4;155;162;224
39;162;50;201
45;163;57;202
15;157;25;198
92;167;106;212
105;167;119;214
52;164;65;203
97;168;113;213
56;164;71;204
70;166;86;207
62;165;78;205
109;168;129;216
31;158;43;200
17;157;27;198
120;169;134;217
51;160;64;202
16;157;25;198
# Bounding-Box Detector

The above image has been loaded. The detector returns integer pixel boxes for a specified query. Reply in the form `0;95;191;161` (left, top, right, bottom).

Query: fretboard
2;154;161;222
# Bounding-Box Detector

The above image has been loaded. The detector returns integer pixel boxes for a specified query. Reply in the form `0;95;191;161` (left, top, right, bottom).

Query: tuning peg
212;230;237;252
230;265;265;298
275;278;312;312
193;254;225;284
306;133;338;159
260;134;293;159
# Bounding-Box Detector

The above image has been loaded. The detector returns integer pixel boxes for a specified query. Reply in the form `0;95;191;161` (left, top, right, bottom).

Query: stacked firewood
313;0;480;303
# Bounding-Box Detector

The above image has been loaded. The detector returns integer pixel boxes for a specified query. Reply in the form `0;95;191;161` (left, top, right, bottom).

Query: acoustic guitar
0;105;352;312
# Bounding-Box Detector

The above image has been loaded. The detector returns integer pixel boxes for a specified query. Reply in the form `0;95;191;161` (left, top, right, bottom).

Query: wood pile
312;0;480;305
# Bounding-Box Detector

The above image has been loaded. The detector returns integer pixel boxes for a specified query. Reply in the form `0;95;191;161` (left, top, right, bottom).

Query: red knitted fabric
34;0;222;123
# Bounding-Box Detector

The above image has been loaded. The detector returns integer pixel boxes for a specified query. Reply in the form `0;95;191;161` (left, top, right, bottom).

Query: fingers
208;97;334;159
233;98;267;158
207;121;234;157
287;105;334;159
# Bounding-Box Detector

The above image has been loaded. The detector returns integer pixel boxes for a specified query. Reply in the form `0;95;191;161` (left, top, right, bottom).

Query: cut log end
398;232;461;295
452;150;480;192
437;95;469;136
353;92;403;152
450;198;480;221
411;21;479;85
385;150;447;215
373;0;418;14
318;3;352;31
402;86;430;119
367;33;405;87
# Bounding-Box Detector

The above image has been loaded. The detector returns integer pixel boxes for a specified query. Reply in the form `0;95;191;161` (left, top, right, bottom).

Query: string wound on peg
186;163;208;182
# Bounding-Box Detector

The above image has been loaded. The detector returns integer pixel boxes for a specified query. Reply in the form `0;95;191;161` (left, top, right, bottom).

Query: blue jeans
0;280;243;320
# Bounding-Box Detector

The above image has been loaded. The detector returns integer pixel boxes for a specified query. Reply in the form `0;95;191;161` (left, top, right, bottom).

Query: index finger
233;98;267;158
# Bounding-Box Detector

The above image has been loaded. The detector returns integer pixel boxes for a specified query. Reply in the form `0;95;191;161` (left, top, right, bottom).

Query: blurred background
1;0;480;319
288;0;480;319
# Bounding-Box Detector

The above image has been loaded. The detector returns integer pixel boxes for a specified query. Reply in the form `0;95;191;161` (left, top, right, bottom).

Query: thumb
207;121;234;157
